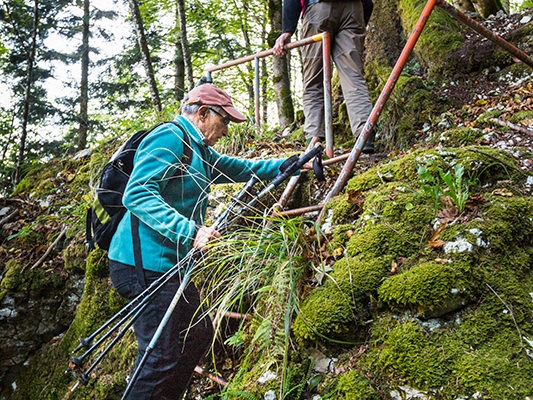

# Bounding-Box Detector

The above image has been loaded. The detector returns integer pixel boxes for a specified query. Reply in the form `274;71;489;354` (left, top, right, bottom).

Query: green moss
336;369;379;399
63;242;88;272
433;127;486;147
293;256;389;343
0;259;66;302
508;109;533;124
0;260;23;300
346;221;421;261
398;0;463;77
453;330;533;398
378;260;473;317
375;319;450;388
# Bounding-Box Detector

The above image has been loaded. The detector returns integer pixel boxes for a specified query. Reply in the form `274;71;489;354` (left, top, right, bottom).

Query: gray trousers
300;0;373;139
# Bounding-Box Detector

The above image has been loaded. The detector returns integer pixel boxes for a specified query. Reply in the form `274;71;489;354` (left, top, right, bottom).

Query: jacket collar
175;115;209;149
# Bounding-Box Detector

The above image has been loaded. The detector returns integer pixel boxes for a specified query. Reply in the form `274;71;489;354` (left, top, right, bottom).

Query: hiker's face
199;106;229;146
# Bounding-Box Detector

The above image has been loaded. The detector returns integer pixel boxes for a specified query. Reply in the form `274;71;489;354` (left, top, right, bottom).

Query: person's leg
332;1;374;151
300;3;332;140
124;270;213;400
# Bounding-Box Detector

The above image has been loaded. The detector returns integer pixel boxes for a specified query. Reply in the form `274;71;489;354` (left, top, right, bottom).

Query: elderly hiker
273;0;376;153
107;83;294;399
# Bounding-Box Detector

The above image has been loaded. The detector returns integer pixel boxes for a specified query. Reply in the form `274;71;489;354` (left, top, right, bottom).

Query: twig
29;225;69;271
0;210;18;226
486;283;523;349
489;117;533;137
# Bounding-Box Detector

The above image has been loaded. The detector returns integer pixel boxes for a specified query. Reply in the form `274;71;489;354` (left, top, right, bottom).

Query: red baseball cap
184;84;246;123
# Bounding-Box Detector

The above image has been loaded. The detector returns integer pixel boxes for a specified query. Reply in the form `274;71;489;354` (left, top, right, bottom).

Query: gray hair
180;102;201;116
180;101;222;117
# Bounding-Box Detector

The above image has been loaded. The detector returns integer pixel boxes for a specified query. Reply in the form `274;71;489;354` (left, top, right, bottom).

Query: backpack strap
167;120;193;178
131;120;193;286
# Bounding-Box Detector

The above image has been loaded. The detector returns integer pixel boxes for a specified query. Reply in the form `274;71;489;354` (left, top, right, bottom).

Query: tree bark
78;0;90;150
268;0;294;129
177;0;194;91
15;0;39;184
127;0;162;112
174;2;185;102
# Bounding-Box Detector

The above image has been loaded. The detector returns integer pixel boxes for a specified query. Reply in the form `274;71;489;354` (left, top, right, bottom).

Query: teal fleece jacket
108;115;288;273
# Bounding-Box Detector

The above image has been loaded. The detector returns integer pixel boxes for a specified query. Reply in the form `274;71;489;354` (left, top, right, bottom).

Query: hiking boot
362;133;376;154
362;141;375;154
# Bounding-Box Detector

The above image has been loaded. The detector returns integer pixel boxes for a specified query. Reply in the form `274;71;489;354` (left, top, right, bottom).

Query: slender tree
177;0;194;90
268;0;294;129
14;0;39;184
127;0;162;112
173;2;186;101
78;0;90;150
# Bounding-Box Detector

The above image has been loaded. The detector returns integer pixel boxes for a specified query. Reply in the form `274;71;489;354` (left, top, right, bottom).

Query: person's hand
273;32;293;56
193;226;221;249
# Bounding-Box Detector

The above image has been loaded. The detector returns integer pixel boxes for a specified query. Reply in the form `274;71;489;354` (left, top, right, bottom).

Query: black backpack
86;121;193;251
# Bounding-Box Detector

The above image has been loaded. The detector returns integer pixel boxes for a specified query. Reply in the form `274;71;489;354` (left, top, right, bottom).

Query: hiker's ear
199;106;210;120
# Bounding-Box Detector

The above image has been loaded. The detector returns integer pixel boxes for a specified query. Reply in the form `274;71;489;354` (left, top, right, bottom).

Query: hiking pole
122;148;322;398
120;175;261;399
218;144;324;232
70;175;261;388
70;248;198;365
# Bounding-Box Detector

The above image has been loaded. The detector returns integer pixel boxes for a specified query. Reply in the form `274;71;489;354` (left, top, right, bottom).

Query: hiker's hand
273;33;292;56
194;226;221;249
301;161;313;170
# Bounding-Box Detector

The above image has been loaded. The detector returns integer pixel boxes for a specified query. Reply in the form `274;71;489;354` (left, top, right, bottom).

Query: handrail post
254;57;261;132
322;32;334;158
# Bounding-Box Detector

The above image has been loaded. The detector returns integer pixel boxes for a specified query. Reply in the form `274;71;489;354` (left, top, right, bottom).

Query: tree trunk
15;0;39;184
78;0;90;150
268;0;294;129
127;0;162;112
177;0;194;91
237;4;255;113
174;2;185;102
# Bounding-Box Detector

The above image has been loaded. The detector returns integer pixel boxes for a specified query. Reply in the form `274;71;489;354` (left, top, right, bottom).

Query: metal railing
205;32;335;158
205;1;532;221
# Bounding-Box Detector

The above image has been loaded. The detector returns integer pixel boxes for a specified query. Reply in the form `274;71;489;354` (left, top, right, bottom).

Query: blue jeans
109;260;213;399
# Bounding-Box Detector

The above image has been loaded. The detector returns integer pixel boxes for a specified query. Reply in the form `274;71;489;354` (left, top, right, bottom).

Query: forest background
0;0;310;195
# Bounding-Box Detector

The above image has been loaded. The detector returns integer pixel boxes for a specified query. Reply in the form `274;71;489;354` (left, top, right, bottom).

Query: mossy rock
336;369;379;399
398;0;463;77
0;259;66;302
378;260;474;318
293;256;389;343
63;242;88;272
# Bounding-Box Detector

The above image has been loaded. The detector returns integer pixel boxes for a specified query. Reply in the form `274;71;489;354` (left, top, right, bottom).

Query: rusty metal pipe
254;57;261;131
206;34;325;73
279;204;324;217
194;366;228;386
437;0;533;68
322;32;334;158
318;0;438;222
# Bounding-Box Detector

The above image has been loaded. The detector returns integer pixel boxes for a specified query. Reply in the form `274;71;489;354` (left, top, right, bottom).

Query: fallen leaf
437;206;458;224
428;222;448;248
492;188;513;197
332;247;344;258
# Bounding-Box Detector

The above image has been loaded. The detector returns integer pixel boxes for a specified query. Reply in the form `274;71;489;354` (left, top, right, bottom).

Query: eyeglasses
209;107;231;126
